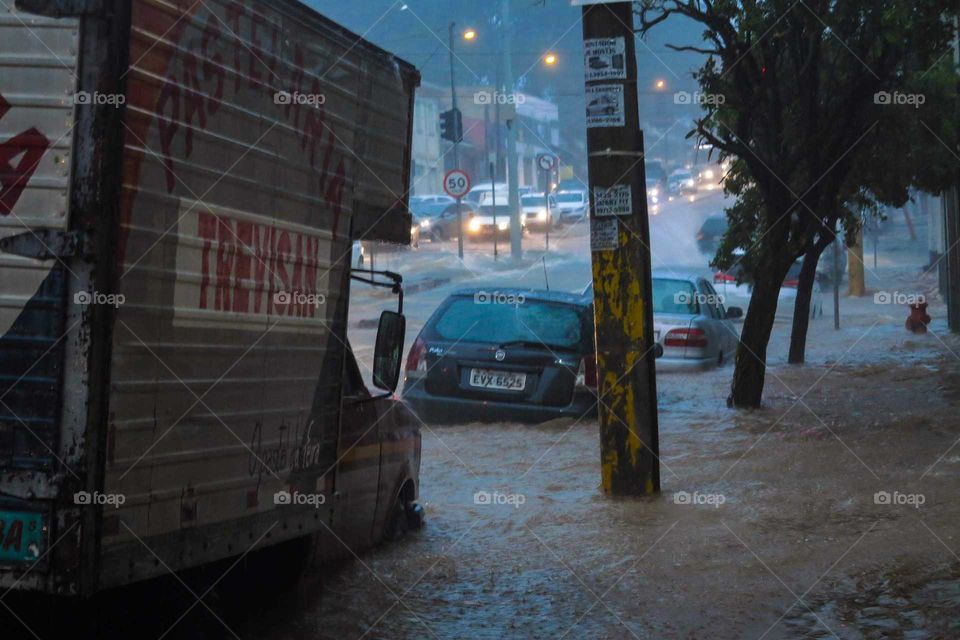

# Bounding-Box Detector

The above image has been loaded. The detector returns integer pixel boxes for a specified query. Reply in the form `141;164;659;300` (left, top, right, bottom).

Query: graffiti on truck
0;93;50;217
152;5;347;237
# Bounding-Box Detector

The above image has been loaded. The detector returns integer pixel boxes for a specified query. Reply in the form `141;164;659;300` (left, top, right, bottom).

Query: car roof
449;287;590;307
580;272;704;297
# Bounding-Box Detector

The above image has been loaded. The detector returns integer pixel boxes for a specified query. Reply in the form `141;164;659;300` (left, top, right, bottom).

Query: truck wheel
385;498;409;542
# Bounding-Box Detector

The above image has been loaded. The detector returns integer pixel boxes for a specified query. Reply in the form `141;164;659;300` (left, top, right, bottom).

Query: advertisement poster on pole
593;184;632;217
585;84;625;128
584;37;626;81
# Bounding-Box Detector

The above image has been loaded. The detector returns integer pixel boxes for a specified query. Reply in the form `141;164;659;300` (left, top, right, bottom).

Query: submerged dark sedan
401;288;598;423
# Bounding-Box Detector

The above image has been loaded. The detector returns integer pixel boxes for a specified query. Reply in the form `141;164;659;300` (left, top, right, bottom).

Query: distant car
402;289;599;423
645;161;667;192
695;164;720;191
467;205;520;240
409;214;421;249
713;256;824;320
582;273;743;371
696;215;727;254
521;193;558;230
410;194;455;207
668;169;696;195
415;202;475;241
556;190;588;222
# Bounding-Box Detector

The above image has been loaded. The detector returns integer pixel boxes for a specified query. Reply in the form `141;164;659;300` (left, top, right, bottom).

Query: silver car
582;273;743;372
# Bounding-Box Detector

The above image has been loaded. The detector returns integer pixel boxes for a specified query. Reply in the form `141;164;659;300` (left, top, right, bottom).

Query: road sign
443;169;471;199
537;153;558;172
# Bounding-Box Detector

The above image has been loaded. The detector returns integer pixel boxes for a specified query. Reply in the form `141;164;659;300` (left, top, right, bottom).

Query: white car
556;190;588;223
713;259;824;320
466;205;520;240
521;193;558;230
582;273;743;371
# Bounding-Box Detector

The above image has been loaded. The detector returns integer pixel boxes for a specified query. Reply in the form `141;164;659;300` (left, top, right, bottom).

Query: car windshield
557;192;584;204
431;297;584;348
411;202;448;217
652;278;700;315
478;205;510;217
521;195;546;206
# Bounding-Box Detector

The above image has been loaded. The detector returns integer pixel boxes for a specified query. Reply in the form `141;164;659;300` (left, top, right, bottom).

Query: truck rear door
0;2;80;569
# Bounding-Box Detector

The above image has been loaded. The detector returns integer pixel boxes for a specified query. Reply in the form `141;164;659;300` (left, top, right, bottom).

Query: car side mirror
654;343;664;359
373;311;406;391
726;306;744;319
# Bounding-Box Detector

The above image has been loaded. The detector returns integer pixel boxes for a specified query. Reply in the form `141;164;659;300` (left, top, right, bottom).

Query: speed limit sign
443;169;471;199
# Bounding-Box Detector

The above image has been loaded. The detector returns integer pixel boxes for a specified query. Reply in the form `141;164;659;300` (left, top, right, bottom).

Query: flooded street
240;346;960;639
233;199;959;640
1;1;958;637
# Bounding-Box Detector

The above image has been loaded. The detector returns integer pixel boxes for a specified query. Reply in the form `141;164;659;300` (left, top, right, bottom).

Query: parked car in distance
696;214;728;254
583;273;743;371
521;193;558;230
402;289;600;423
713;256;825;320
556;190;589;222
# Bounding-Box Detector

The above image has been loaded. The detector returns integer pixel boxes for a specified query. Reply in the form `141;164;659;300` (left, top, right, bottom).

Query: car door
702;280;737;356
334;348;381;549
696;279;727;361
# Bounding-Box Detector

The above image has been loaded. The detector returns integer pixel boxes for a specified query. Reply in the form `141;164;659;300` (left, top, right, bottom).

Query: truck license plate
0;510;45;564
469;369;526;391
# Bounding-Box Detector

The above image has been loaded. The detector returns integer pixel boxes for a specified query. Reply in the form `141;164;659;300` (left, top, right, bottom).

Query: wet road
5;195;957;639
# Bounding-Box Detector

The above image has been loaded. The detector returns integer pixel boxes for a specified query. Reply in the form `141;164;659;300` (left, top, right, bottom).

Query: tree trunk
787;247;823;364
847;228;865;296
729;269;786;408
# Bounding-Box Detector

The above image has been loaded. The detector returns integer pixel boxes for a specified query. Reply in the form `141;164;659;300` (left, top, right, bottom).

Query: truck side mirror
373;311;406;391
726;306;744;319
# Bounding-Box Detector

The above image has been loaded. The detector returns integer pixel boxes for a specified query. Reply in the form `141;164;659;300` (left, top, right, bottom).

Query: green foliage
637;0;958;281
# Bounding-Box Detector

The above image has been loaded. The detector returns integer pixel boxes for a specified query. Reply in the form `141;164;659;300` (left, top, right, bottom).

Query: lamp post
447;23;475;259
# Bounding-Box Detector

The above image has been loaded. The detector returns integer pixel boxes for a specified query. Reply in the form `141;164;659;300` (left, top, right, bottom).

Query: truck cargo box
0;0;420;597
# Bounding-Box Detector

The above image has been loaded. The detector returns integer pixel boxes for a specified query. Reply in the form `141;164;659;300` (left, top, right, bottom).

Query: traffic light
440;108;462;142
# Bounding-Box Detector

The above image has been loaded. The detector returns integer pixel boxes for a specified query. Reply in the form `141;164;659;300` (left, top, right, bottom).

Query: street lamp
655;78;666;90
463;28;477;41
543;52;558;66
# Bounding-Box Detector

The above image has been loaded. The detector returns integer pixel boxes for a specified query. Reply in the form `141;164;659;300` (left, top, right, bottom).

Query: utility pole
581;2;659;495
500;0;522;260
448;22;464;260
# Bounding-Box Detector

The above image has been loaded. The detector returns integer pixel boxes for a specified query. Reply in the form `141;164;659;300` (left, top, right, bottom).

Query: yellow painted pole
582;2;660;495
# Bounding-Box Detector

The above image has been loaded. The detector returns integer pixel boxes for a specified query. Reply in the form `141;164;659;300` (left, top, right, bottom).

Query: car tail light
714;272;735;283
405;337;427;377
575;354;598;389
664;328;708;348
783;279;799;288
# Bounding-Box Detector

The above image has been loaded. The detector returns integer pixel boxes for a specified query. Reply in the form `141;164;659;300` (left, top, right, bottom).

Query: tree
636;0;957;406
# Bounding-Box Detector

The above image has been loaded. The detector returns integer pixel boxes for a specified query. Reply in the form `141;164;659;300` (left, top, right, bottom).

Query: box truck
0;0;421;597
